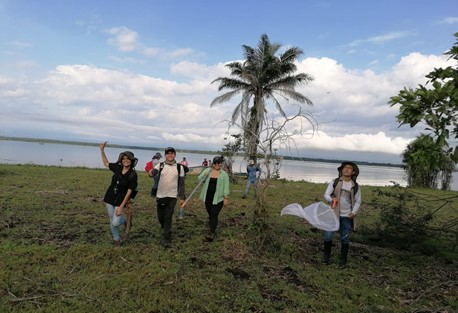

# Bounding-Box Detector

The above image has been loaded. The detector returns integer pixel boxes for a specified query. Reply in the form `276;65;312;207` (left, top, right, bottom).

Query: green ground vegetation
0;164;456;313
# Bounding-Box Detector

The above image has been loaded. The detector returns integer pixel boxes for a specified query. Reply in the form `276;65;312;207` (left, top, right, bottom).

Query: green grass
0;164;457;313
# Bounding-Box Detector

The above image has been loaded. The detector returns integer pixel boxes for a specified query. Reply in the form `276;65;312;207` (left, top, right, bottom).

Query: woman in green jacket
198;156;230;241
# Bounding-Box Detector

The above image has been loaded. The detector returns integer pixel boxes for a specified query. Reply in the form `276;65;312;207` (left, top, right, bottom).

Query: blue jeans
243;180;257;197
324;217;352;244
106;203;126;241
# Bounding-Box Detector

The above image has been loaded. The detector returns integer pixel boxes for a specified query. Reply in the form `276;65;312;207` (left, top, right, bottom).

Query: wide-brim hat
118;151;138;167
337;161;359;180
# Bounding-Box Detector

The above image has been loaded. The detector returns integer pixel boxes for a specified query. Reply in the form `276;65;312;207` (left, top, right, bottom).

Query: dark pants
205;200;224;233
157;197;177;239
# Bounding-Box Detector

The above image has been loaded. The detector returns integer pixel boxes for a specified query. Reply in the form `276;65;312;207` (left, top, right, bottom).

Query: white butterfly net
281;202;339;231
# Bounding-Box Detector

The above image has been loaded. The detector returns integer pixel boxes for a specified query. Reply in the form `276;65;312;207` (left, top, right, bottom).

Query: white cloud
367;31;411;44
294;131;411;154
1;51;455;162
105;27;139;52
142;47;161;57
440;17;458;24
170;61;229;79
348;31;412;48
103;28;198;62
169;48;195;58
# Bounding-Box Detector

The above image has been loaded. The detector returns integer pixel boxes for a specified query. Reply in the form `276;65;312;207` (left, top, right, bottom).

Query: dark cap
337;161;359;180
212;156;223;164
165;147;176;154
153;152;162;159
117;151;138;167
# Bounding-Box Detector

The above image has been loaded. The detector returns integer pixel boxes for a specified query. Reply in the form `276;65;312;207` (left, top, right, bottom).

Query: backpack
145;160;153;173
151;162;188;197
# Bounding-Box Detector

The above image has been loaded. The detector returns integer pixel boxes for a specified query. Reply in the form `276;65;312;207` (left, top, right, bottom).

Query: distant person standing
152;147;187;248
241;160;261;199
145;152;162;177
180;157;189;166
322;161;361;267
198;156;230;241
146;152;162;198
99;141;138;246
202;158;209;167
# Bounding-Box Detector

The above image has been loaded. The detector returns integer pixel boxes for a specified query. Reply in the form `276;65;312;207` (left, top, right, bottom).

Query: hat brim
338;161;359;178
118;152;138;168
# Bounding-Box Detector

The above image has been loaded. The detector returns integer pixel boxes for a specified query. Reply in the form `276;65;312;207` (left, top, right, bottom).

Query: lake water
1;140;457;191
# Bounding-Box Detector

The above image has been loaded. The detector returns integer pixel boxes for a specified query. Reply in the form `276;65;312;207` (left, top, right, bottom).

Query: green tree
389;32;458;162
219;133;242;182
402;134;442;188
211;34;313;161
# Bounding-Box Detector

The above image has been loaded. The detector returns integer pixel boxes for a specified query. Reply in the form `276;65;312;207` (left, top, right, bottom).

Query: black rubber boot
340;243;349;267
323;241;332;264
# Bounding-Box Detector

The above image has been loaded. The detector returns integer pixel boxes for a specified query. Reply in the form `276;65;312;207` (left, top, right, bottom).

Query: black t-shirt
103;163;138;206
205;177;218;204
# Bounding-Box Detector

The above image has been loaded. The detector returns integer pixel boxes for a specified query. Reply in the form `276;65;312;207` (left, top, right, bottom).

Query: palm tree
211;34;313;160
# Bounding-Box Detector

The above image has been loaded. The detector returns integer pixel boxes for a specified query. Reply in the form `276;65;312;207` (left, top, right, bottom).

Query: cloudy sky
1;0;457;163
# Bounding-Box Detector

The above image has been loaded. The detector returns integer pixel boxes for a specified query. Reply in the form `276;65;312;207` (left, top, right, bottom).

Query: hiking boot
323;241;332;264
160;238;171;248
241;195;247;199
178;208;185;220
339;243;349;267
114;239;122;246
205;232;215;242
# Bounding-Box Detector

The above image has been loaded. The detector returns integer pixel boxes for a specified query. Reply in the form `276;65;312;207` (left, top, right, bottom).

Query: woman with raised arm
100;141;138;246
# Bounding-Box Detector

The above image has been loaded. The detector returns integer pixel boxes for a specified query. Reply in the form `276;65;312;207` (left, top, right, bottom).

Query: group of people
99;143;230;248
99;142;361;266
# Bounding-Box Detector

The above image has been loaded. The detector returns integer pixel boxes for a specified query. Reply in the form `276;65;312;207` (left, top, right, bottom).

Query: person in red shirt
202;158;208;167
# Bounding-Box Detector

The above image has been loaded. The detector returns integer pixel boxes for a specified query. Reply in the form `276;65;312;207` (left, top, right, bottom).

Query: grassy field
0;164;457;313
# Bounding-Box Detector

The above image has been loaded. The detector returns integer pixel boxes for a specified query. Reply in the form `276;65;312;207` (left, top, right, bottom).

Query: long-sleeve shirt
324;179;361;216
246;165;261;182
198;168;230;205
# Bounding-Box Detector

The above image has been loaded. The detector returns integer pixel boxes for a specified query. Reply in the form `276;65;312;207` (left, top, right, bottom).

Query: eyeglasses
122;157;130;160
213;161;221;164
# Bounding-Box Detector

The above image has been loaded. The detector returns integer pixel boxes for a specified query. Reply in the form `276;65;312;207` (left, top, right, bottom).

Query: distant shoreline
0;136;403;168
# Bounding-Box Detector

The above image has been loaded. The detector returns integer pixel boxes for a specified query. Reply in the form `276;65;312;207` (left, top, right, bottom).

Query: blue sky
1;0;457;163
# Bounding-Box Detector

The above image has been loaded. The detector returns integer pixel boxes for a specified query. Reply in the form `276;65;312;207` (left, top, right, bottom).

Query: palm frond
210;89;241;107
210;33;315;157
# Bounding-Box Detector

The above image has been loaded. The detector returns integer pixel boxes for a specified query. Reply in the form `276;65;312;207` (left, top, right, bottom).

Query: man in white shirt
152;147;186;247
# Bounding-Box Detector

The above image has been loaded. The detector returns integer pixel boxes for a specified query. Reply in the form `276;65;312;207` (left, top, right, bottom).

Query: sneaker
114;239;122;246
241;195;246;199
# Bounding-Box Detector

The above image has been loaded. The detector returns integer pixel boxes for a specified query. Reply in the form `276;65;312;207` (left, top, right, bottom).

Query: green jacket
198;168;230;204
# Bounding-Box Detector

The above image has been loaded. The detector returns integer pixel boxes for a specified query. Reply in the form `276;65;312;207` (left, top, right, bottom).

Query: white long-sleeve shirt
324;180;361;216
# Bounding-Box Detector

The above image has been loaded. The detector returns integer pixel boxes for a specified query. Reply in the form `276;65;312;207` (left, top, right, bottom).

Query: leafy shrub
369;186;434;249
